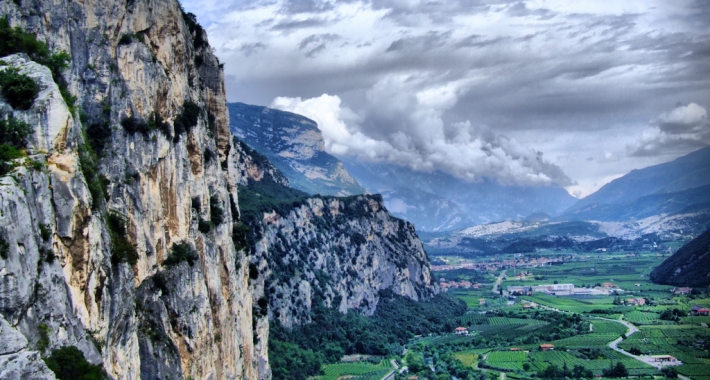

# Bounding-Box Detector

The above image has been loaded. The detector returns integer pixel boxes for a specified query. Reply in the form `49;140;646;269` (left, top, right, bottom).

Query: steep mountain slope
231;136;438;328
564;146;710;220
651;228;710;287
342;158;578;231
0;3;442;379
422;213;710;258
0;1;266;378
229;102;365;196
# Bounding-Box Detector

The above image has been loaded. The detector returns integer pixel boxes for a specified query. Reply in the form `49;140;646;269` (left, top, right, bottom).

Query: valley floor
316;249;710;380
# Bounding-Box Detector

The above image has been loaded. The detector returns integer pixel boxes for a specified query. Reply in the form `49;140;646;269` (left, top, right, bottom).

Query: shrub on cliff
164;242;198;267
44;345;107;380
107;212;138;265
0;115;33;175
0;67;38;110
173;100;200;136
0;17;73;111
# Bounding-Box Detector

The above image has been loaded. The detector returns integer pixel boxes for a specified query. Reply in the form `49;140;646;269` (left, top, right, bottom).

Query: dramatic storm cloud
182;0;710;196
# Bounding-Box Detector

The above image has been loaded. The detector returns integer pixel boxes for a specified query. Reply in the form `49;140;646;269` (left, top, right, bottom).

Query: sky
182;0;710;198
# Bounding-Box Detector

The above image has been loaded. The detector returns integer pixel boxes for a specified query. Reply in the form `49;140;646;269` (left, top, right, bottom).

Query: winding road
531;302;691;380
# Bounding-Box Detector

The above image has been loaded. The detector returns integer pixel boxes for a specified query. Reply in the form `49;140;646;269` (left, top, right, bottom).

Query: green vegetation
163;242;198;267
38;223;51;241
269;340;322;380
270;290;466;380
78;144;109;209
44;345;107;380
120;112;171;138
0;17;73;111
117;32;144;46
0;67;38;110
0;116;33;175
319;361;391;380
232;221;249;251
425;250;710;380
179;8;206;50
651;228;710;287
37;323;50;351
173;100;201;137
0;233;9;259
602;362;628;378
209;195;224;225
106;213;138;265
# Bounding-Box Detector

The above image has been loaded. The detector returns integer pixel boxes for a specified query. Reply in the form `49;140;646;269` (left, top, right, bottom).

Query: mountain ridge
228;102;365;196
564;146;710;219
650;228;710;287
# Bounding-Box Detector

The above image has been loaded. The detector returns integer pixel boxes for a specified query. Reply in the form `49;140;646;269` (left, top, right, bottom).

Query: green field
318;361;392;380
431;251;710;380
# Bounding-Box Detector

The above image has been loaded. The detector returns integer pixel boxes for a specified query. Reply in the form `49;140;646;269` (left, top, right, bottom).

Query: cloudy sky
182;0;710;197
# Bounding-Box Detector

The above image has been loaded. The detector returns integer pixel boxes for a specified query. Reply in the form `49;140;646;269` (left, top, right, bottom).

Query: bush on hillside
44;345;107;380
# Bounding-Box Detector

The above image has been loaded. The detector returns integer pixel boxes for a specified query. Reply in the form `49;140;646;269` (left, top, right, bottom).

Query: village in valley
319;248;708;380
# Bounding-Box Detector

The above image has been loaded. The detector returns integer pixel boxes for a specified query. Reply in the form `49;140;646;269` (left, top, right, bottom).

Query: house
626;298;646;306
540;344;554;351
651;355;678;363
602;282;615;288
698;309;710;316
523;302;538;309
510;348;522;351
672;287;692;295
455;327;469;335
634;284;641;287
479;298;487;305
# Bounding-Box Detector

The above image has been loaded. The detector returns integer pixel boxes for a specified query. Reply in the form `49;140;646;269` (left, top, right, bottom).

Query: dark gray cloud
506;2;555;19
270;17;330;31
239;42;266;56
187;0;710;195
280;0;334;14
299;33;341;57
385;31;453;53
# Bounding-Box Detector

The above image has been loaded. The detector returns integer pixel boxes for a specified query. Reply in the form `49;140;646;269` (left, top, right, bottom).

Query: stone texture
0;0;264;378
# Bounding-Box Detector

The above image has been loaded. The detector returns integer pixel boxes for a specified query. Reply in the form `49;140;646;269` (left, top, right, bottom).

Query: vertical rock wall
0;0;267;378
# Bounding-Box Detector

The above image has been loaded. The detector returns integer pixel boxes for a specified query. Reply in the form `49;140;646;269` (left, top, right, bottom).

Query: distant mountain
342;158;577;232
422;214;710;258
228;102;365;196
651;228;710;287
563;146;710;221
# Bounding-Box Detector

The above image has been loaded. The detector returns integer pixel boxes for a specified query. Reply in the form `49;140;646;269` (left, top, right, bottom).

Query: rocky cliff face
0;1;266;379
231;137;438;329
0;1;441;378
229;102;365;197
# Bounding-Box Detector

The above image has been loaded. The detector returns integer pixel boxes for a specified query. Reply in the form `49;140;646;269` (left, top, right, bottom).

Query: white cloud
272;83;572;187
630;103;710;157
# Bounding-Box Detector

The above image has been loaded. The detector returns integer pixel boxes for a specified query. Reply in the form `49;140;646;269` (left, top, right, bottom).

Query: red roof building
540;344;554;351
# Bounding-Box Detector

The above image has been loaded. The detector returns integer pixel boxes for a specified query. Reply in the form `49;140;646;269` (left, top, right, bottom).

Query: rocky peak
229;102;365;197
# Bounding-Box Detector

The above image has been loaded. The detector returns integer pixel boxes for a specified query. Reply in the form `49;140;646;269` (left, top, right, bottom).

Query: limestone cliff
0;1;266;379
0;1;440;379
232;137;438;329
229;102;365;197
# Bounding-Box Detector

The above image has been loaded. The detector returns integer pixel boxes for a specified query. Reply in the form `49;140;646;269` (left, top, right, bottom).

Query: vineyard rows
319;361;391;380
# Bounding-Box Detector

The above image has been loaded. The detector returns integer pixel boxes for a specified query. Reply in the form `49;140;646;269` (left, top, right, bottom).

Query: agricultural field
429;250;710;380
453;351;481;367
317;360;392;380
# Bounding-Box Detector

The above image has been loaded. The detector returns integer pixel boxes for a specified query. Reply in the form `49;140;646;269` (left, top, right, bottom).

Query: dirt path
492;270;506;294
532;302;691;380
